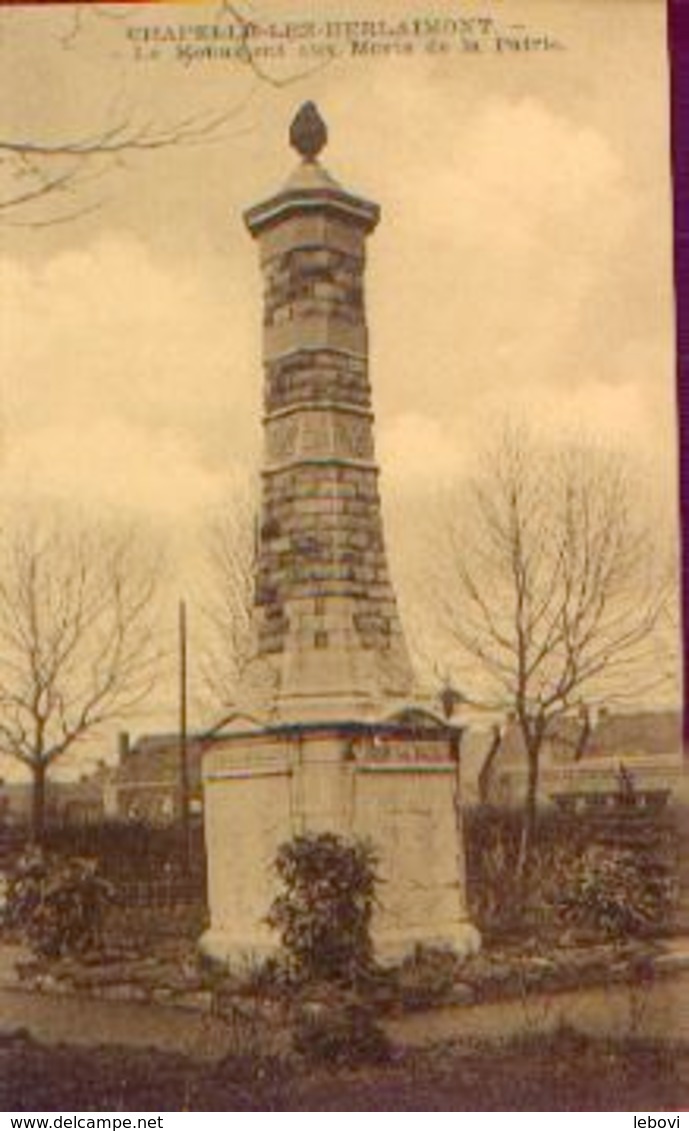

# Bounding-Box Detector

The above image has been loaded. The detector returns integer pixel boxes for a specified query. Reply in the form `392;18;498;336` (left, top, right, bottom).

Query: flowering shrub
5;850;117;957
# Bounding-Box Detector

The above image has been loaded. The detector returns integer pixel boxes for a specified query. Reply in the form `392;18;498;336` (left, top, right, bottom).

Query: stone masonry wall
253;222;410;688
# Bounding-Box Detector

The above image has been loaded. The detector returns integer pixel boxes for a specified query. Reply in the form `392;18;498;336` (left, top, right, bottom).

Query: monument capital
244;103;379;239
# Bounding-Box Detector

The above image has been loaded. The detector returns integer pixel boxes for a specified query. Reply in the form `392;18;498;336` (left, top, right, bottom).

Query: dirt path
0;987;232;1060
388;971;689;1047
1;970;688;1061
3;940;689;1058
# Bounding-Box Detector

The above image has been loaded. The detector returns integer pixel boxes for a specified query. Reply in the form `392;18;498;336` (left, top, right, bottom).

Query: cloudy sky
0;0;679;756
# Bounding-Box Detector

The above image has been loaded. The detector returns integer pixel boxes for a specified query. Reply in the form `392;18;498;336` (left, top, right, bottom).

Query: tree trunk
574;709;592;762
478;725;503;805
449;727;469;902
516;744;539;883
31;761;47;845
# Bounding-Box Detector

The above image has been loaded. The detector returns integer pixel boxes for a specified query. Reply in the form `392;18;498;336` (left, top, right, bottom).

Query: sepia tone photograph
0;0;685;1112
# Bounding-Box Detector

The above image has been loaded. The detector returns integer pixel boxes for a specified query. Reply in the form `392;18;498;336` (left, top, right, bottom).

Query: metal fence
117;874;206;908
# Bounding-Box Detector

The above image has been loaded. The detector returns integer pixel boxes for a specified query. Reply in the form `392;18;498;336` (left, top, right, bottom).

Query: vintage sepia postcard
0;0;686;1115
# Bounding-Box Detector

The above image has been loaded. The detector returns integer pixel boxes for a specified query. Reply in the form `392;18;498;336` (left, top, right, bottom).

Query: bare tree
0;516;160;840
424;427;676;875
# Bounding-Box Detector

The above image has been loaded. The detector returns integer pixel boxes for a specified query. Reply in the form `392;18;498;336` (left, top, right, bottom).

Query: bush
555;845;675;939
5;850;117;958
464;806;581;937
267;832;378;985
292;1001;392;1067
464;805;678;942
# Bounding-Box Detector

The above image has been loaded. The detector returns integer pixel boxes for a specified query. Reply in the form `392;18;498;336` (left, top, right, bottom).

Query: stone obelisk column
244;102;414;723
200;105;479;967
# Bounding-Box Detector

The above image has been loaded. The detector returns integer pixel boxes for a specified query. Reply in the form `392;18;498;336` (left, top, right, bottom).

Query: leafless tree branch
0;0;335;227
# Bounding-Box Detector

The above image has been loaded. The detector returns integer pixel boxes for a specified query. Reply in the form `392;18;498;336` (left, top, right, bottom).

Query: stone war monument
201;103;480;965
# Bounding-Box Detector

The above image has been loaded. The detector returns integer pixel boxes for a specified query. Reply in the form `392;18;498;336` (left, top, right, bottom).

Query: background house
107;732;207;824
465;708;682;807
0;763;110;829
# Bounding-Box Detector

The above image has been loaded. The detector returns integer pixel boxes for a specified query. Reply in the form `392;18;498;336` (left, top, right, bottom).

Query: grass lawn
0;1027;686;1112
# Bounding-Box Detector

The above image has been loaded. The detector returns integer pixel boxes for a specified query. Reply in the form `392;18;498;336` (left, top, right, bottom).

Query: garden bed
8;935;668;1017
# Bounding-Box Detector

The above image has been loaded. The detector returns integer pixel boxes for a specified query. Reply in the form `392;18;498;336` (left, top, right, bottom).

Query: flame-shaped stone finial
289;102;328;161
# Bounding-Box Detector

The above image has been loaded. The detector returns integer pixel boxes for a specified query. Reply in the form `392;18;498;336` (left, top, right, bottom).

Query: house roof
112;734;209;788
587;710;680;758
495;709;680;765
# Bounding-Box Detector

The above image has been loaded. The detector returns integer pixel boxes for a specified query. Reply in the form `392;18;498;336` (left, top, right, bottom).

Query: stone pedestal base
198;928;281;970
199;920;481;970
201;719;480;969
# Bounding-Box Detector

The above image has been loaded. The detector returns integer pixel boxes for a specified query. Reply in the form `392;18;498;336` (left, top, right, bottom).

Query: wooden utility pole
178;598;191;875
